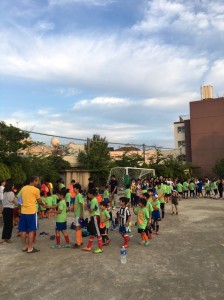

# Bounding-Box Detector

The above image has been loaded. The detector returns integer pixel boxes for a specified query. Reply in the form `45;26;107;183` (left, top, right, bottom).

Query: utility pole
142;143;146;163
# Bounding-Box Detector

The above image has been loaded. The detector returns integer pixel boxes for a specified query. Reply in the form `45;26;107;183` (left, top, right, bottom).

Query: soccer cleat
138;241;145;245
144;241;150;246
82;246;91;251
93;248;103;254
51;244;61;249
63;244;71;248
106;239;111;245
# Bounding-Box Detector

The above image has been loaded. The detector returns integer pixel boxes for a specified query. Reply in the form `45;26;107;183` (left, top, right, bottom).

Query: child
118;197;131;248
132;198;150;246
82;188;103;254
125;185;131;203
151;194;161;235
166;183;173;203
171;190;179;215
156;182;165;220
204;180;211;198
142;192;153;239
103;185;110;205
51;189;71;249
39;191;47;218
183;180;189;198
65;189;71;211
73;183;84;248
189;181;195;198
45;192;53;218
100;201;110;246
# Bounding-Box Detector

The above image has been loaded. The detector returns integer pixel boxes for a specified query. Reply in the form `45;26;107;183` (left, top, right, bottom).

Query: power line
21;129;176;150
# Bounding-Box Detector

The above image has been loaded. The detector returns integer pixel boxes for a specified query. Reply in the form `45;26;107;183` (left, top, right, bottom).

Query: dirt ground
0;198;224;300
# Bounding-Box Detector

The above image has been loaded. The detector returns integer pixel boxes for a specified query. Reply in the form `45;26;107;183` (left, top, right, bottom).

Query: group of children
38;179;180;254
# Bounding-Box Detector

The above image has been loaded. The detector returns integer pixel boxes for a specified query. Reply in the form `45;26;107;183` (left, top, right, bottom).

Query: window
178;141;186;147
177;126;185;133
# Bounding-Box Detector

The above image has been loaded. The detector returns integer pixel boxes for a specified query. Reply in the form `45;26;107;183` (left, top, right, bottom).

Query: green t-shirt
59;183;65;190
74;193;84;218
211;181;217;189
104;189;109;199
205;182;210;191
56;199;67;223
52;194;58;206
177;183;183;193
40;196;46;211
166;185;173;194
100;210;110;229
152;199;160;210
189;182;195;190
146;200;153;215
156;187;165;203
65;192;71;203
45;196;53;206
135;207;149;229
125;188;131;199
90;197;100;216
183;182;189;191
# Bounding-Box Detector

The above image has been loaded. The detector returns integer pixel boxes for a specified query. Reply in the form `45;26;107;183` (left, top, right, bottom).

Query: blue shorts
119;225;127;234
56;222;67;231
152;210;161;222
19;213;38;232
70;198;75;205
104;198;110;204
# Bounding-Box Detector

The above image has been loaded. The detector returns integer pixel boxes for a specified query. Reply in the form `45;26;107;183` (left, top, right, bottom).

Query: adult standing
109;175;118;209
19;176;46;253
1;181;17;244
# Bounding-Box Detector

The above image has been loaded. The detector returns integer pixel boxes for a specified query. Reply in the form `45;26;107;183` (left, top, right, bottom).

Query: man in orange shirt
19;176;47;253
68;179;76;206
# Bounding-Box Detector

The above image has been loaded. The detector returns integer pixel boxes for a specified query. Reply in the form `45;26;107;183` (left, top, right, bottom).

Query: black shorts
87;216;100;236
172;199;178;205
100;227;106;235
178;192;183;195
66;202;70;208
166;193;171;197
213;189;218;195
138;228;147;234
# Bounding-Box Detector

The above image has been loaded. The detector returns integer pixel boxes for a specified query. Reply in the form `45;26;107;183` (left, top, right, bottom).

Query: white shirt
0;185;4;201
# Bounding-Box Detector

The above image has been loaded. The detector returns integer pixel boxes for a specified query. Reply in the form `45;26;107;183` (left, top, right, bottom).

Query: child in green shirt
100;201;110;246
51;189;71;249
189;181;195;198
132;198;150;246
151;194;161;235
125;185;131;203
65;190;71;211
103;185;110;205
73;183;84;248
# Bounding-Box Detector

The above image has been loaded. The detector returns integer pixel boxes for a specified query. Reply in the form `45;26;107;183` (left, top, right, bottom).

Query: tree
0;163;11;181
213;158;224;178
0;121;31;164
115;153;144;168
10;163;26;184
78;134;112;182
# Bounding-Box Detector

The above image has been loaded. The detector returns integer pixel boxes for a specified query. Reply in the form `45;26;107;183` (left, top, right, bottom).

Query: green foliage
0;163;11;182
0;121;31;164
213;158;224;178
115;153;144;168
10;164;26;184
78;134;112;181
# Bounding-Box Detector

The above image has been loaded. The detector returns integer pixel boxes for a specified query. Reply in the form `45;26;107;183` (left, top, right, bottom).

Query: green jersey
146;200;153;215
211;181;217;189
45;196;53;206
90;197;100;216
183;182;189;191
52;194;58;206
166;185;173;194
40;196;46;211
125;188;131;199
156;187;165;203
74;193;84;218
103;189;109;199
177;183;183;193
100;210;110;229
65;192;71;203
205;182;210;191
189;182;195;190
56;199;67;223
135;207;149;230
152;199;160;210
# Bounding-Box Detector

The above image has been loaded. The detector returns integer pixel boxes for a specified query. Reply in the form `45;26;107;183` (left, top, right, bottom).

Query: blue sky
0;0;224;148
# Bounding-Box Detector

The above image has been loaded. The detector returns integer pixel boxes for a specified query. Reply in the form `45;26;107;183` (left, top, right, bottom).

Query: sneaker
93;248;103;254
171;212;175;215
144;241;150;246
82;246;91;251
63;244;71;248
51;244;61;249
106;239;111;245
72;243;83;248
39;232;45;236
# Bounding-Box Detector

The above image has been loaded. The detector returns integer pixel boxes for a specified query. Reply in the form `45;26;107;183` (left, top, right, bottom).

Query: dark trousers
219;189;223;198
2;207;14;240
160;203;165;219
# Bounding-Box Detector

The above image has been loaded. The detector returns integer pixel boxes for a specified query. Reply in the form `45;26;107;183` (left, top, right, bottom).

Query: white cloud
73;97;129;110
54;87;81;97
35;21;55;32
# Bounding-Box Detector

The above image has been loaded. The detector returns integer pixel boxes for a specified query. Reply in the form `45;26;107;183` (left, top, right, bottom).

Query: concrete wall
62;169;91;190
174;122;186;155
190;97;224;177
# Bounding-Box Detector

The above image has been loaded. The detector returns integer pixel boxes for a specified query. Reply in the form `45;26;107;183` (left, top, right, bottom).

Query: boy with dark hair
119;197;131;248
125;184;131;203
51;189;71;249
73;183;84;248
82;188;103;253
100;201;110;245
132;198;150;246
171;190;179;215
156;182;165;219
151;194;161;235
142;192;153;239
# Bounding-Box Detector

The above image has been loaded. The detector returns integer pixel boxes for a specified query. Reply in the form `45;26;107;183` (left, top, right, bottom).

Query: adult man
109;175;118;209
19;176;46;253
